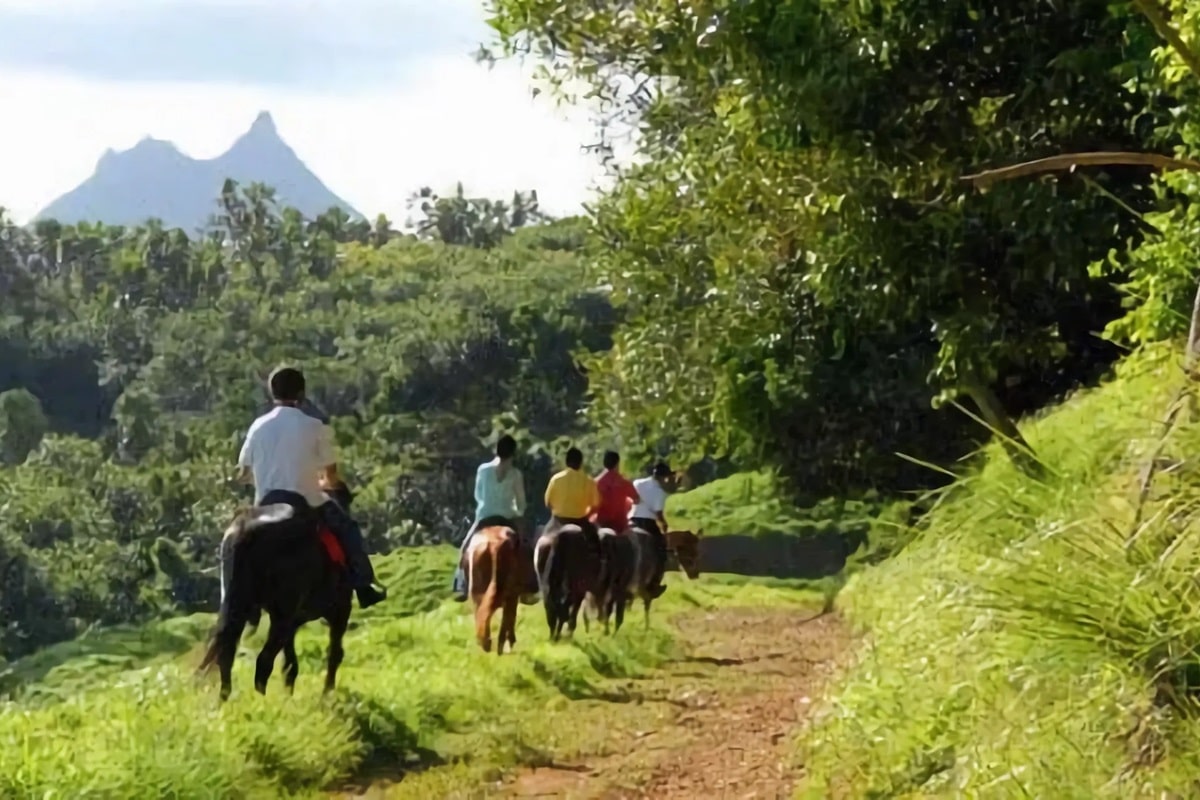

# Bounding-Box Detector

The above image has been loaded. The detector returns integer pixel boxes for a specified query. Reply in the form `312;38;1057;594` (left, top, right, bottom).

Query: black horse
198;484;355;700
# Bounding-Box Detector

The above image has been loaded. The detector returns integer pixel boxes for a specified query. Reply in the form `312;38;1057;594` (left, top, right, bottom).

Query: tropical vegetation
9;0;1200;794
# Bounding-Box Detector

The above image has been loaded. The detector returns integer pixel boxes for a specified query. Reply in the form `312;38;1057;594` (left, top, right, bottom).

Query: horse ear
696;528;704;538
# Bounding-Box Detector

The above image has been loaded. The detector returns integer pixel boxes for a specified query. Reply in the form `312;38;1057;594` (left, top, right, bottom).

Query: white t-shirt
238;406;335;507
630;476;668;520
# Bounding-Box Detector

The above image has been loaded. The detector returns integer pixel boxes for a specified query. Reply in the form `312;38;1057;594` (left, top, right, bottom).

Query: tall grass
802;343;1200;797
0;545;815;798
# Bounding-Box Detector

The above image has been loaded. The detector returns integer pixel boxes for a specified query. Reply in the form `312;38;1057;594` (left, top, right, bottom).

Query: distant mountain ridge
36;111;360;231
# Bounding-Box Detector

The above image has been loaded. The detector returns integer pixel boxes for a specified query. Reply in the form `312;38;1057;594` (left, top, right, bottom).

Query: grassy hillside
667;471;882;539
801;343;1200;797
0;546;818;798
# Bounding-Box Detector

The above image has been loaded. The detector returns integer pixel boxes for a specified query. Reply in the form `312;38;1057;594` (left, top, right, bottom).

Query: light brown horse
666;528;702;579
465;524;524;654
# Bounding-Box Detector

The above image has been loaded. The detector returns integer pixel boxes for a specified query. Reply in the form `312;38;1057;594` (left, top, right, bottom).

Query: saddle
247;490;346;568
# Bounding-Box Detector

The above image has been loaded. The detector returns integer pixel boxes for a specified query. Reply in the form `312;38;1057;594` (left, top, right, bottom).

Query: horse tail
552;537;572;614
534;535;554;597
497;528;518;597
535;535;565;614
481;534;500;611
199;525;256;673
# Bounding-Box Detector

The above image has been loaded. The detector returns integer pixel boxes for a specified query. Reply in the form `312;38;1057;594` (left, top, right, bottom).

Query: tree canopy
7;0;1200;661
486;0;1180;491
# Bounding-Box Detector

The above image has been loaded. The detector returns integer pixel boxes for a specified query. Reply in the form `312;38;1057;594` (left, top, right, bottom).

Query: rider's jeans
318;500;376;588
452;519;483;595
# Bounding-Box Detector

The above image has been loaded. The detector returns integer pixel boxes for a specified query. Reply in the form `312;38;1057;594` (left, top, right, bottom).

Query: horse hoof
254;683;267;695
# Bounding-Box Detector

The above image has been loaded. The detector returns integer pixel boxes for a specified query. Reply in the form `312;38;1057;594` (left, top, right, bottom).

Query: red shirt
592;469;639;529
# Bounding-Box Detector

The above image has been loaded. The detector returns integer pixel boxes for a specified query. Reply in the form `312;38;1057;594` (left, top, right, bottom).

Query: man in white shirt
629;461;673;599
236;366;387;609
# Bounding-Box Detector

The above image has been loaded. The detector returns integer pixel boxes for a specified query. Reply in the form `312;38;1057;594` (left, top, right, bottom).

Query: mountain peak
35;110;361;230
130;135;180;153
248;110;278;138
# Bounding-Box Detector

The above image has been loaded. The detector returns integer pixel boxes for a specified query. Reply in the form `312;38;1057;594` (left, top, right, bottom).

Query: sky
0;0;618;224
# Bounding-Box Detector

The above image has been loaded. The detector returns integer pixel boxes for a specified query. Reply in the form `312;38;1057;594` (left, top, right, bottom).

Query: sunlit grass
0;544;815;798
668;470;882;540
801;343;1200;797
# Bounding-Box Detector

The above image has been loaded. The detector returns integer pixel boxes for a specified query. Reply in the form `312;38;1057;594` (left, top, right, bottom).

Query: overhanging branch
962;151;1200;187
1131;0;1200;81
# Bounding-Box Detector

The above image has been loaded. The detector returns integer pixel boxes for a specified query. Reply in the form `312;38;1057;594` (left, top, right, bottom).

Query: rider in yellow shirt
545;446;601;551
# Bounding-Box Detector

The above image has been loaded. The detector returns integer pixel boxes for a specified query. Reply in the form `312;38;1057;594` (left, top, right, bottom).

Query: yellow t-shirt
544;468;600;519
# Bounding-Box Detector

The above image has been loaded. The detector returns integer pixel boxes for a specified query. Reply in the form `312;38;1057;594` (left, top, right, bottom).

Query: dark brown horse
585;526;639;634
198;485;354;700
533;523;599;641
588;527;704;634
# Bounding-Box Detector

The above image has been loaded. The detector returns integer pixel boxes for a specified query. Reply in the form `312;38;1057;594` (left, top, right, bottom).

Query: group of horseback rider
235;366;673;613
450;436;674;604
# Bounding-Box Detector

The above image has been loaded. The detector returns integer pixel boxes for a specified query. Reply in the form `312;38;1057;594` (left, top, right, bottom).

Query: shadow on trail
529;658;637;704
327;690;448;794
511;744;594;772
673;610;833;672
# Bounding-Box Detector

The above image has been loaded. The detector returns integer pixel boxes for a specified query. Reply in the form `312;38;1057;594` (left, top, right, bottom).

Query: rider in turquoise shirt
452;435;529;601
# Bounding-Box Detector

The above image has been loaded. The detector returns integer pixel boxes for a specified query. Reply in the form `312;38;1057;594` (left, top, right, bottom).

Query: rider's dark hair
565;447;584;469
496;435;517;460
603;450;620;470
653;461;671;479
269;366;306;403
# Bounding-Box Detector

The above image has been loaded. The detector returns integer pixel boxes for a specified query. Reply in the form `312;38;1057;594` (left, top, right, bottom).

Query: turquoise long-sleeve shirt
474;459;526;522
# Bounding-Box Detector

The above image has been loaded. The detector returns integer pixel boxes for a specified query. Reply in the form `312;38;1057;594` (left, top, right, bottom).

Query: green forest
8;0;1200;796
0;180;619;657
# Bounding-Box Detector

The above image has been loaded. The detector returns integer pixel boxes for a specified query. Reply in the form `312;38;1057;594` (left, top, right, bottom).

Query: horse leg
472;552;496;653
208;616;246;702
614;591;626;634
282;633;300;694
567;594;582;638
324;592;351;693
582;593;593;634
544;595;559;641
474;596;495;653
551;595;567;642
254;616;290;695
595;592;608;635
643;595;652;630
499;592;518;655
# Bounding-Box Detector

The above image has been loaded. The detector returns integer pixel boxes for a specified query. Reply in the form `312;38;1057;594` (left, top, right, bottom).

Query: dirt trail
503;607;851;799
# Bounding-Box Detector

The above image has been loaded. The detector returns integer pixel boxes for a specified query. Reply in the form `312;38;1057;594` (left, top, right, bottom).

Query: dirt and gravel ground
502;607;851;799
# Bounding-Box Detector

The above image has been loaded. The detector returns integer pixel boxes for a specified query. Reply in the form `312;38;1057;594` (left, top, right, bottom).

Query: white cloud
0;0;475;11
0;56;620;225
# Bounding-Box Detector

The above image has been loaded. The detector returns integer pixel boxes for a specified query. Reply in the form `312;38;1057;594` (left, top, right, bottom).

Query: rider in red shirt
592;450;640;532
